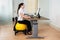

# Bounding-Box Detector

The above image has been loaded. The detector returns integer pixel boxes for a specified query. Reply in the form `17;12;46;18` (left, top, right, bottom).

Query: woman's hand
24;15;31;19
20;13;31;20
23;15;31;20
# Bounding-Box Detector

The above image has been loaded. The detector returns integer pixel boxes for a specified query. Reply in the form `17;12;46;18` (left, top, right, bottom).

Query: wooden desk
27;16;49;39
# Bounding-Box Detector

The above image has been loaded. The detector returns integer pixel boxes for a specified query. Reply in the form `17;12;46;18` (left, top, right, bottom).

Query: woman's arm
20;13;31;19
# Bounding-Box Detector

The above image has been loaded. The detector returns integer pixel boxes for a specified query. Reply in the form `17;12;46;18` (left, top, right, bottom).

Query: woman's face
21;4;25;9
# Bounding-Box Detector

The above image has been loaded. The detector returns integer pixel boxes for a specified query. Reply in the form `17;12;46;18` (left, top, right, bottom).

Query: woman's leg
23;20;32;32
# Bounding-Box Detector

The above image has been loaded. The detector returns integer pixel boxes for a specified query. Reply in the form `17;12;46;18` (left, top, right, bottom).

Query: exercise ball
15;23;27;30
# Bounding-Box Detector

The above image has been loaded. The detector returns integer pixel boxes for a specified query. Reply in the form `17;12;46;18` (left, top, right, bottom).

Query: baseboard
50;23;60;31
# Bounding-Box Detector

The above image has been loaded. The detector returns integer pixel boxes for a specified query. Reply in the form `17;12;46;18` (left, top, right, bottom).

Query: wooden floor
0;23;60;40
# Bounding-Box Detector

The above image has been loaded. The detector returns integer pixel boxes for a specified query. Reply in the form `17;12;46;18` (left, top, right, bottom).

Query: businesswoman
14;3;32;35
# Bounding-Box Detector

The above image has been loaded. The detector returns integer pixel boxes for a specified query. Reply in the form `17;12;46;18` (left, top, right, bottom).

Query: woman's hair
17;3;24;14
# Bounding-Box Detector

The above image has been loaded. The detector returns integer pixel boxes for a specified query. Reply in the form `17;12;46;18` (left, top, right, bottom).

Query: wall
0;0;13;24
24;0;38;14
38;0;49;18
38;0;60;29
49;0;60;29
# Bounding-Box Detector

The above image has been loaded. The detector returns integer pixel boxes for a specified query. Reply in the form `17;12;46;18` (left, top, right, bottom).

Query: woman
14;3;32;35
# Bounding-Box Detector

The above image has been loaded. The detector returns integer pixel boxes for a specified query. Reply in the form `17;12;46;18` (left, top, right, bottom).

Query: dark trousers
14;20;32;32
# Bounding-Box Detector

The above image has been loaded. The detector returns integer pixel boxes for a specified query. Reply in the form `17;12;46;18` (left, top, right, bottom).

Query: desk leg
32;20;38;37
27;20;44;39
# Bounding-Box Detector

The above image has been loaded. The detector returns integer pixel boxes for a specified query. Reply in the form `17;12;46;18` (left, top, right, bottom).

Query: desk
27;16;49;39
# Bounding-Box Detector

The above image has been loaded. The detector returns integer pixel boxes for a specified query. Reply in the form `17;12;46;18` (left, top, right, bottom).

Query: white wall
38;0;60;29
24;0;38;14
49;0;60;28
38;0;49;18
0;0;13;24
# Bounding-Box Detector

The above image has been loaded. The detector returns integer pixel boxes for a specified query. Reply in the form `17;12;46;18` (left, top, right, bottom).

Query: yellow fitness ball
15;23;27;30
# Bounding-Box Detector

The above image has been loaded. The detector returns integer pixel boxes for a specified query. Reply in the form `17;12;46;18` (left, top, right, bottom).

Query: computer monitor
36;8;41;18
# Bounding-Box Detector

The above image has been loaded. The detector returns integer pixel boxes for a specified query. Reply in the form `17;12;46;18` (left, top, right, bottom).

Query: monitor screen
36;8;40;15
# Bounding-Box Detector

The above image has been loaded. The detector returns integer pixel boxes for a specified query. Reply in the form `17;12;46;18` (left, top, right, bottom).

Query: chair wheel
23;30;27;35
15;32;16;35
15;31;18;35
